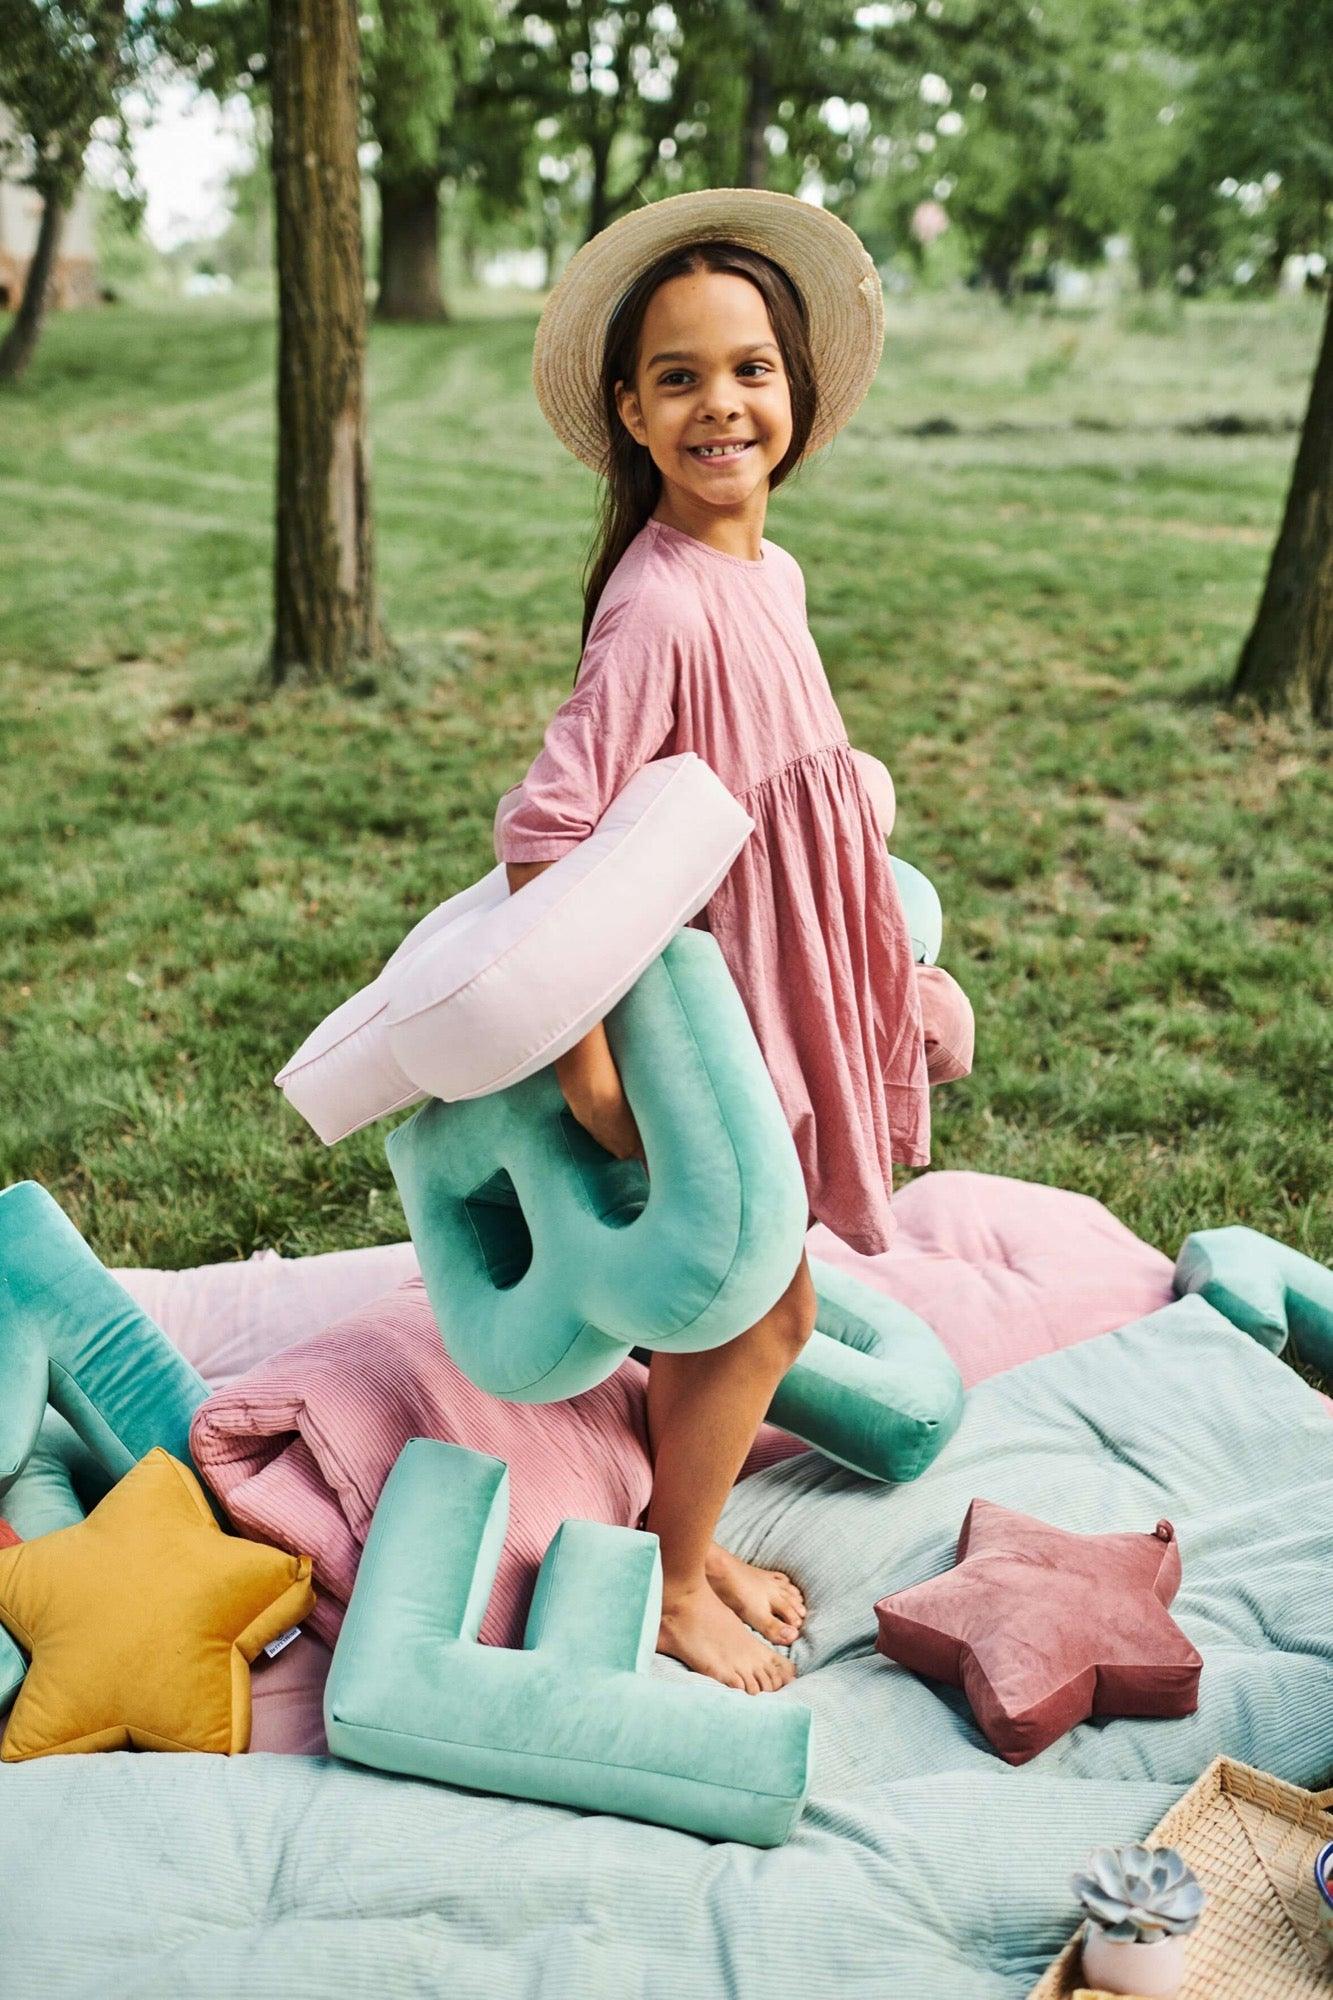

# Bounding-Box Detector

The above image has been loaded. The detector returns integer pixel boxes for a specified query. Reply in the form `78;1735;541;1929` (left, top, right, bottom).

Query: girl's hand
564;1070;646;1166
556;1041;647;1167
505;862;647;1169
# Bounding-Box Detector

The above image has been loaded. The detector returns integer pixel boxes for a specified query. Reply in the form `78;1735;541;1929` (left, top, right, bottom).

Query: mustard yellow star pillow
0;1447;315;1762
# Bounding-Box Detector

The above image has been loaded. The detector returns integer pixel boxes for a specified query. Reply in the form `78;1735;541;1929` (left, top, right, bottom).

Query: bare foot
658;1580;797;1694
705;1542;807;1645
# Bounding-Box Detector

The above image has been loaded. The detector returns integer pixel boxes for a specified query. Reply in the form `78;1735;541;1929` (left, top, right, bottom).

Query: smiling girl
497;190;967;1696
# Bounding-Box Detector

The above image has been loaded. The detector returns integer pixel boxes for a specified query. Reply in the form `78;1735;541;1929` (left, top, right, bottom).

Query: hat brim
531;187;885;476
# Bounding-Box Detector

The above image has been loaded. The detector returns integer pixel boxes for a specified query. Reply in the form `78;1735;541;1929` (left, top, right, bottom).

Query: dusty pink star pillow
873;1499;1203;1764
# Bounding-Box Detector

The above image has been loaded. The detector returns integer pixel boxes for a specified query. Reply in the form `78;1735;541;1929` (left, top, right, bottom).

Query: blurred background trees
1;0;1328;708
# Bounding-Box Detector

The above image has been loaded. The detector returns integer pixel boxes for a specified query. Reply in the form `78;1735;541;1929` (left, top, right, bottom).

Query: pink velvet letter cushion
873;1499;1203;1765
276;752;753;1142
848;748;896;843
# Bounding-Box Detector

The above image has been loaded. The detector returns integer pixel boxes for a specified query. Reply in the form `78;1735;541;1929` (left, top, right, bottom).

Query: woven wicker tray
1027;1755;1333;2000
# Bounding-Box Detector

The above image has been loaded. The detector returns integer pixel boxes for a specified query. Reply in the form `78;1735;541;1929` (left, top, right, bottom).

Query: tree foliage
0;0;133;201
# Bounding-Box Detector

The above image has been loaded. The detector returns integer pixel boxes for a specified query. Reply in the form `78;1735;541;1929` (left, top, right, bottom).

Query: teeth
693;441;752;458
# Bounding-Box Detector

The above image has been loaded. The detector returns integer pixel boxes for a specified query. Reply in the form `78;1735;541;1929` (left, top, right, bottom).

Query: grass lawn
1;288;1329;1392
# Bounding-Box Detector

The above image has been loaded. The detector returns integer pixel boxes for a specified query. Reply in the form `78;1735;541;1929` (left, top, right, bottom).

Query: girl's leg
643;1250;818;1693
646;1354;807;1646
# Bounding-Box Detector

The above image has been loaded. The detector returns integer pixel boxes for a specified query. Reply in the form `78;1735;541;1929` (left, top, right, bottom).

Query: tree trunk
539;193;561;291
1231;287;1333;725
377;171;448;321
0;193;67;383
586;119;613;241
740;0;775;189
269;0;383;683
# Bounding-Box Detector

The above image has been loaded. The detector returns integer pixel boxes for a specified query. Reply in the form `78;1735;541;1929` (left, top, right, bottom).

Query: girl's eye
660;364;770;386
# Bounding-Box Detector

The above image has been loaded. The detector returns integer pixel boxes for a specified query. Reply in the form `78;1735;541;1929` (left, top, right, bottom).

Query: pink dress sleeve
496;592;681;863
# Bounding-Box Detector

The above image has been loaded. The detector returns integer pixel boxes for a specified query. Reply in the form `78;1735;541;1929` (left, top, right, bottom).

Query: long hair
575;240;819;666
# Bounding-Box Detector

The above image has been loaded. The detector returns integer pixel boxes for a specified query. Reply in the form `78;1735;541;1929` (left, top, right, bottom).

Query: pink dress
496;512;931;1256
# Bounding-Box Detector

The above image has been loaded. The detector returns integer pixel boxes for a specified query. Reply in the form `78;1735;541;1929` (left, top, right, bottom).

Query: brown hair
575;240;819;665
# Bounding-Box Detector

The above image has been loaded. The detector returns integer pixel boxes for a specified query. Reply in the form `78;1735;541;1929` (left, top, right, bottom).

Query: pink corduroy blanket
188;1276;673;1649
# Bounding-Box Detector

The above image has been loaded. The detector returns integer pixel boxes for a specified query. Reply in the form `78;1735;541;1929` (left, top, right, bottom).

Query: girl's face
614;270;794;512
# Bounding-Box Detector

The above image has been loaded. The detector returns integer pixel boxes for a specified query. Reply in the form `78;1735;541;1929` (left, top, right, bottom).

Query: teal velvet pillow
628;1262;964;1484
0;1180;215;1506
387;927;964;1480
325;1438;813;1846
1175;1224;1333;1377
1;1409;109;1541
0;1181;219;1712
765;1262;964;1482
387;929;811;1403
888;855;942;966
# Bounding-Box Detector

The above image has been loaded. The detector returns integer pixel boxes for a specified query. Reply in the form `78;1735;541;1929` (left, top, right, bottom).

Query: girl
498;190;973;1697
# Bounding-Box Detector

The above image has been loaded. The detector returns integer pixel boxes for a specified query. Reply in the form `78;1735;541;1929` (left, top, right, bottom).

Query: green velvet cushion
387;928;812;1402
766;1263;964;1481
324;1438;813;1846
1175;1224;1333;1376
628;1264;964;1483
387;925;964;1478
1;1409;110;1540
0;1181;211;1497
888;855;943;966
0;1181;219;1711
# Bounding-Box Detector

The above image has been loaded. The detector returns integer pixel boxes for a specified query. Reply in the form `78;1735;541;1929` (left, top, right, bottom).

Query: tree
465;0;689;245
0;0;130;381
269;0;384;681
1232;294;1333;723
854;0;1153;297
1163;0;1332;722
695;0;1059;267
367;0;490;322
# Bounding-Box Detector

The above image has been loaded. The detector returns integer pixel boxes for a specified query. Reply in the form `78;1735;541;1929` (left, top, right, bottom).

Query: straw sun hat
531;186;886;476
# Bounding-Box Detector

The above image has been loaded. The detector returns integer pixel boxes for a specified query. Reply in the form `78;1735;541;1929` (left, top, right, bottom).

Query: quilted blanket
2;1294;1330;2000
186;1274;660;1650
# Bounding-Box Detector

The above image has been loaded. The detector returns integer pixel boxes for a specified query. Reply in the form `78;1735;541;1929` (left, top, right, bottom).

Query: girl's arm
505;859;644;1165
496;599;680;1168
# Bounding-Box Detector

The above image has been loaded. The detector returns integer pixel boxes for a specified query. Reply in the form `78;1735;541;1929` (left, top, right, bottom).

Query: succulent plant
1071;1843;1206;1943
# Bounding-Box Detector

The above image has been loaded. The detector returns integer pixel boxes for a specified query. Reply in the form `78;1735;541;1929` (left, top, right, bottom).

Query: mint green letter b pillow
386;927;965;1477
889;855;943;966
325;1438;813;1846
386;928;811;1402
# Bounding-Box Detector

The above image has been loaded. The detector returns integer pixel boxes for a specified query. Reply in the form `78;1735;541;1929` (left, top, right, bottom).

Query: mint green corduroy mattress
1;1294;1330;2000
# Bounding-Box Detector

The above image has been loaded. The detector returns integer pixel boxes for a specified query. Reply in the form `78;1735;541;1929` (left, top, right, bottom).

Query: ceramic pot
1080;1920;1188;1998
1314;1839;1333;1964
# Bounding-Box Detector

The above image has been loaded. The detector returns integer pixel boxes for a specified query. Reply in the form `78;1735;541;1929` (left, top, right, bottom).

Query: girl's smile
686;438;760;462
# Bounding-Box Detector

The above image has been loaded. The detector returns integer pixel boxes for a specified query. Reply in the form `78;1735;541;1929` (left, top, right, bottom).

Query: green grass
1;289;1329;1388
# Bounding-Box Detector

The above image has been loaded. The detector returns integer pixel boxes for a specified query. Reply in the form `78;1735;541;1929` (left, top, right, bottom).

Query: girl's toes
772;1571;805;1611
